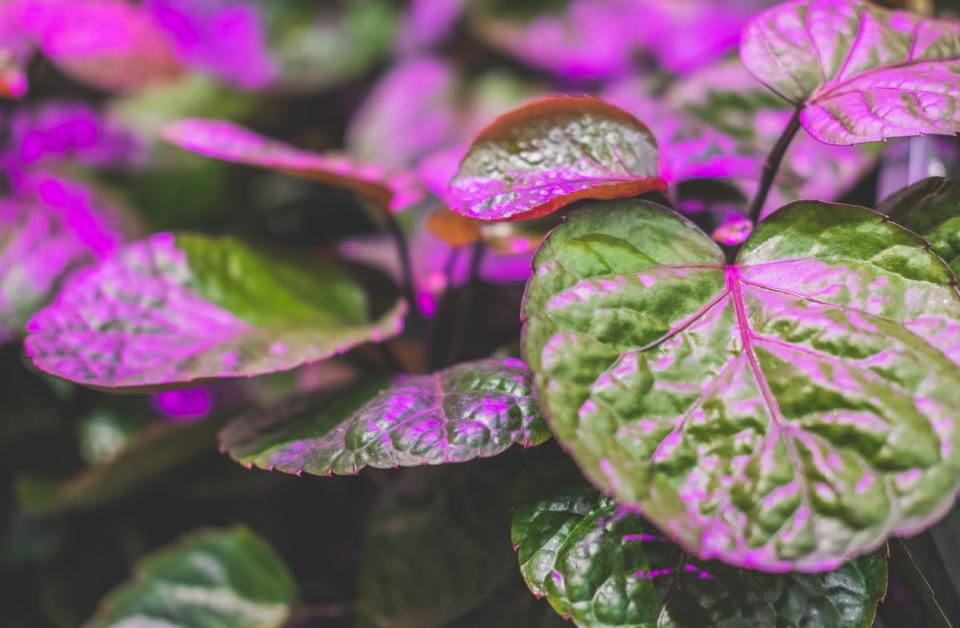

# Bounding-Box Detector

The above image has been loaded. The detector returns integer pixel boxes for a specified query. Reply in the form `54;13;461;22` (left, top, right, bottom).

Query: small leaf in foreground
162;118;423;212
741;0;960;145
446;95;665;222
220;358;549;475
512;475;887;627
25;233;405;390
522;198;960;571
85;526;296;628
879;176;960;274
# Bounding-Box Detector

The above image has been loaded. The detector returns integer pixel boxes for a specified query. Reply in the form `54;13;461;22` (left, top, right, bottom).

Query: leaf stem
446;241;486;366
382;211;423;333
747;106;803;224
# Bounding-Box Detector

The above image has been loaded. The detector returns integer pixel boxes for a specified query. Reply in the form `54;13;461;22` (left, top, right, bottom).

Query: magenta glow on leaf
742;0;960;145
153;387;213;422
162;118;423;212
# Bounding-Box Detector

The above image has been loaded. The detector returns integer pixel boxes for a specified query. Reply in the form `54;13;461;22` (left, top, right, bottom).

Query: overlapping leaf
163;118;423;212
220;358;549;475
522;198;960;571
25;233;405;389
445;95;665;222
741;0;960;145
85;526;296;628
879;176;960;273
513;476;887;627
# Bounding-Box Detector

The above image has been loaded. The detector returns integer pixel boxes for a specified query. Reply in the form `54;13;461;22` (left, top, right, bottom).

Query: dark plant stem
446;241;486;366
382;211;423;333
887;539;952;628
747;106;803;225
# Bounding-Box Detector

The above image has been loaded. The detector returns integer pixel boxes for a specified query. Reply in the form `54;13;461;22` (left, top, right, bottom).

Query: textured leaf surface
522;198;960;571
880;176;960;274
163;118;423;212
357;465;515;627
513;478;887;627
25;233;405;389
741;0;960;145
220;358;549;475
86;526;296;628
446;95;665;222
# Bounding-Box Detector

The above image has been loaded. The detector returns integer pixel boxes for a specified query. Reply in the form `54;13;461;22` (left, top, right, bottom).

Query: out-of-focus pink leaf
145;0;275;90
742;0;960;145
346;56;458;171
162;118;423;212
446;95;665;222
0;1;30;98
393;0;467;55
25;233;406;390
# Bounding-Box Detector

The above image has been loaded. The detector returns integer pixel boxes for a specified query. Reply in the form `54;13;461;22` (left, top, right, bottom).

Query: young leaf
426;207;482;247
741;0;960;145
522;198;960;572
162;118;423;212
25;233;405;390
85;526;296;628
445;95;665;222
879;176;960;273
513;477;887;627
220;358;549;475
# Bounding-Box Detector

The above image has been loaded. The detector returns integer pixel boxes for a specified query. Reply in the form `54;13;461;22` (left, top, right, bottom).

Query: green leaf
522;198;960;571
24;233;405;390
85;526;296;628
880;176;960;274
357;465;516;627
446;95;665;222
219;358;549;475
512;474;887;627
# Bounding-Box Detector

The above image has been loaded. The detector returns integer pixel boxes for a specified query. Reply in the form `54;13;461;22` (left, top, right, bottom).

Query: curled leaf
513;476;887;627
85;526;296;628
220;358;549;475
522;198;960;571
445;95;665;222
162;118;423;212
741;0;960;145
25;233;405;390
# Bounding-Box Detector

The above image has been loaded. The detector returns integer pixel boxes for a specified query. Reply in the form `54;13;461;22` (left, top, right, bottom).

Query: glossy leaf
741;0;960;145
446;95;665;222
522;198;960;571
220;358;549;475
879;176;960;273
162;118;423;212
85;526;296;628
513;477;887;627
25;233;405;390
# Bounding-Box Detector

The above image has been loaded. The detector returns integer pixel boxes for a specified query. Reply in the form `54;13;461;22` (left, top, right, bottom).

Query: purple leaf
393;0;468;55
25;233;405;390
162;118;424;212
446;95;665;222
742;0;960;145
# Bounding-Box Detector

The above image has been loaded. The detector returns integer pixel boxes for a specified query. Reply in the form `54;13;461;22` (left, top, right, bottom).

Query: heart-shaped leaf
522;198;960;571
741;0;960;145
162;118;423;212
220;358;549;475
445;95;665;222
85;526;296;628
879;176;960;273
513;474;887;627
25;233;405;390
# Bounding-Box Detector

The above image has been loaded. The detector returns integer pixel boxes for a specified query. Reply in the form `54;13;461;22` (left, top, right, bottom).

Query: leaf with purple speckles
512;467;887;627
25;233;405;390
162;118;423;212
741;0;960;145
522;198;960;572
219;358;549;475
445;95;665;222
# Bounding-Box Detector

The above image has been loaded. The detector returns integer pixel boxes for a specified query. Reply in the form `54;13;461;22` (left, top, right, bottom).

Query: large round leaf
513;477;887;627
741;0;960;145
85;526;296;628
879;176;960;274
445;95;665;222
220;358;549;475
25;233;405;390
522;198;960;571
